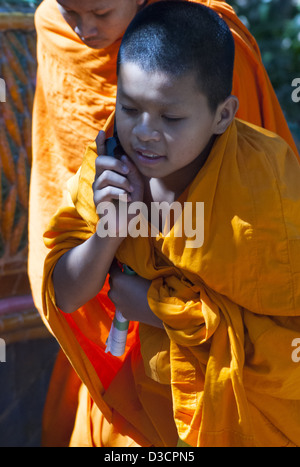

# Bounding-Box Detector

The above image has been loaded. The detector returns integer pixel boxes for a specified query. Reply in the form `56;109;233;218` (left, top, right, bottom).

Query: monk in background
28;0;299;446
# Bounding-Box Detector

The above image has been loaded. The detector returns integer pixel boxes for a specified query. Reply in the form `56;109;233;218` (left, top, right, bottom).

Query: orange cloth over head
43;112;300;446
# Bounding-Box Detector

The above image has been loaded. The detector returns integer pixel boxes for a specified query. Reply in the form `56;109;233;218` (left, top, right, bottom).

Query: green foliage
0;0;41;13
228;0;300;144
0;0;41;6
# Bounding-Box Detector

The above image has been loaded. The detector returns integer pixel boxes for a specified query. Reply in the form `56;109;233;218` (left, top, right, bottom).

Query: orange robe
43;114;300;447
30;0;298;446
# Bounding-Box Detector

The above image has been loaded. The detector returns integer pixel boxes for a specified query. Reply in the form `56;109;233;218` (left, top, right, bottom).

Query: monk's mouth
136;150;165;165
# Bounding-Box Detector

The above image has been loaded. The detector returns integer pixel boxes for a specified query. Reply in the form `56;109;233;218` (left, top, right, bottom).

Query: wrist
92;229;124;249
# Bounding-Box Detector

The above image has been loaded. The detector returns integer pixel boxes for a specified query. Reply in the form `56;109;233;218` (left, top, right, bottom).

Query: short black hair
117;1;235;112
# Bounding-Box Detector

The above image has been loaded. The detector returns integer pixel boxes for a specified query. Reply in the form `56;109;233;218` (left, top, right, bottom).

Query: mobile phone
105;120;124;159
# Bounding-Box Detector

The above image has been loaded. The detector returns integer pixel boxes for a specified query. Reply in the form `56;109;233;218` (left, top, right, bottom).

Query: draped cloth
31;0;299;447
43;113;300;447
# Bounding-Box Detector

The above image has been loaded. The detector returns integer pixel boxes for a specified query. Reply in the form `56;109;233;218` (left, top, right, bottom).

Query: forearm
53;232;123;313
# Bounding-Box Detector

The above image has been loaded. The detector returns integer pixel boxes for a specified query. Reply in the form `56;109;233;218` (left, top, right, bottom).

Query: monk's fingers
108;262;122;286
121;156;144;202
93;185;132;206
107;287;118;307
94;169;134;194
93;155;144;205
107;264;126;306
95;155;129;179
108;258;121;277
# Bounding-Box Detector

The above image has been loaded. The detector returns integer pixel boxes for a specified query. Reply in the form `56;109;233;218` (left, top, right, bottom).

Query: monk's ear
213;95;239;135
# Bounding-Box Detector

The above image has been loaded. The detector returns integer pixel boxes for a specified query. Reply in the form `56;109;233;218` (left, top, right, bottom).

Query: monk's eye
94;10;111;18
63;8;77;16
162;115;184;123
121;105;138;115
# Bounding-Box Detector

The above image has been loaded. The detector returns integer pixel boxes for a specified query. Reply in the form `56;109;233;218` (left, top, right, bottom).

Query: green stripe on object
113;316;129;331
123;264;136;276
177;438;191;447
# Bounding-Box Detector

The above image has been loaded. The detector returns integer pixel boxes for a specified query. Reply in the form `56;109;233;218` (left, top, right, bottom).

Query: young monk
33;0;299;447
43;1;300;447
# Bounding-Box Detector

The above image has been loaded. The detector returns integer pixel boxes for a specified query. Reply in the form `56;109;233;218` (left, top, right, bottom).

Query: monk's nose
133;114;160;143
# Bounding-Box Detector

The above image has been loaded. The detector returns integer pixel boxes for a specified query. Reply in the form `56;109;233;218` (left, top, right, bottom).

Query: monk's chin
81;39;104;49
78;36;109;49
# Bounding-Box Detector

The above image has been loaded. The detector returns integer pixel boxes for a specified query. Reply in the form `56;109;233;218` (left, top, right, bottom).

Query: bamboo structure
0;3;50;342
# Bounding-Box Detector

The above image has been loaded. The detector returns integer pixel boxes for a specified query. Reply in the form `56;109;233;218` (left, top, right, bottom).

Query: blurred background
0;0;299;447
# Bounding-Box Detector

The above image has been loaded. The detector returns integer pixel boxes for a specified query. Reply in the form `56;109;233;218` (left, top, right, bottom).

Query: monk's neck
146;134;217;203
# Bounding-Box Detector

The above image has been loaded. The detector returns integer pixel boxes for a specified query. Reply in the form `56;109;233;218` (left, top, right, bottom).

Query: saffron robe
43;114;300;447
31;0;299;446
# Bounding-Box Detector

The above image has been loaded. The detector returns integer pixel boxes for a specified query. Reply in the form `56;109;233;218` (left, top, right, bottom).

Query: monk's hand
93;131;144;237
108;261;164;329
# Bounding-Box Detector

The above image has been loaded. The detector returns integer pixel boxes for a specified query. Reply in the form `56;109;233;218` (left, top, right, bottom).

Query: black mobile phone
105;120;124;159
